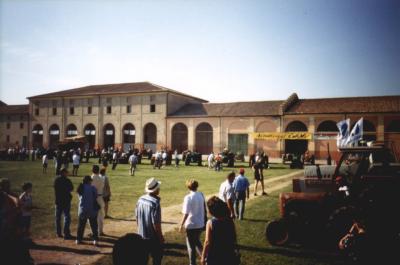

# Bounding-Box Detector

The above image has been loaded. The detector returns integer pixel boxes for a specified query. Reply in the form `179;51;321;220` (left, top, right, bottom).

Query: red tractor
266;144;400;261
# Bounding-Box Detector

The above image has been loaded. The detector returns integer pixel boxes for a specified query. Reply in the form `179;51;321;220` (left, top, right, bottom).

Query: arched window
386;120;400;133
144;123;157;144
84;124;96;149
171;123;188;153
195;122;213;154
143;123;157;152
49;124;60;148
103;123;115;148
123;123;136;144
66;124;78;137
32;124;43;148
363;119;376;142
316;120;339;132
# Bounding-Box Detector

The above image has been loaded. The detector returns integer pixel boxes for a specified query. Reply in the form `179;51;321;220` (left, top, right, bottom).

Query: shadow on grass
238;244;341;261
31;243;100;255
107;216;135;222
242;218;269;223
163;242;186;257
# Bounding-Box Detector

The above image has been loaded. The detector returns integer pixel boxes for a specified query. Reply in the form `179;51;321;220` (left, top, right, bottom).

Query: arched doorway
66;124;78;137
32;124;43;148
143;123;157;152
49;124;60;149
171;123;188;153
122;123;136;151
195;122;213;154
363;119;376;142
84;124;96;150
316;120;339;160
103;123;115;149
285;121;308;155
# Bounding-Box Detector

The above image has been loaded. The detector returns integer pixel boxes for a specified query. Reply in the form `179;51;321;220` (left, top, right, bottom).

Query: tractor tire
265;219;289;246
326;206;356;247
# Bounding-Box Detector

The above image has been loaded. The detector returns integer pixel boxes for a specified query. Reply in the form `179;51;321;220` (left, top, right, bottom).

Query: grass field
94;185;349;265
0;158;293;238
1;159;351;265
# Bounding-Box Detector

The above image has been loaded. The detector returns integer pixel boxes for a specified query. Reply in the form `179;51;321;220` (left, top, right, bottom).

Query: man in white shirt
207;152;214;170
91;165;106;235
218;172;236;219
72;152;80;176
180;179;206;265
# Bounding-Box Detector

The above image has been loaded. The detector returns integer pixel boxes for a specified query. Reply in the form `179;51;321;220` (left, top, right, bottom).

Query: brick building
1;82;399;160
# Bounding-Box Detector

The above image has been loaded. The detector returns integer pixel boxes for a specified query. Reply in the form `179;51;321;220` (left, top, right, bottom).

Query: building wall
28;92;168;150
0;113;29;148
3;91;398;160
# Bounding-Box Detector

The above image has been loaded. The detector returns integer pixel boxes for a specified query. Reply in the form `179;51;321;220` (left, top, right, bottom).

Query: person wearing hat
233;168;250;220
53;167;73;239
135;177;164;265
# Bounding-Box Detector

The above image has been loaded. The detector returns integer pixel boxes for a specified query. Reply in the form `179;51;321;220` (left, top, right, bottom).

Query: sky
0;0;399;105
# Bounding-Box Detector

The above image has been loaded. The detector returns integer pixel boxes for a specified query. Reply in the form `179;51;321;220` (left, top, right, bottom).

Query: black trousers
76;214;98;241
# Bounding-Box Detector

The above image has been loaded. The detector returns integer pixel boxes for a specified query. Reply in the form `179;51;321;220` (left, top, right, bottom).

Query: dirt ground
30;171;300;265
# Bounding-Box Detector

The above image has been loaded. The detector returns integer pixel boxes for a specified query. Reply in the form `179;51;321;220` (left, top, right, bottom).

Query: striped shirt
135;194;161;240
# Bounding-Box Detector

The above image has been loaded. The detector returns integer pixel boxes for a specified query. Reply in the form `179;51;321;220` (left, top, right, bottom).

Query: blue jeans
55;204;71;236
234;191;246;220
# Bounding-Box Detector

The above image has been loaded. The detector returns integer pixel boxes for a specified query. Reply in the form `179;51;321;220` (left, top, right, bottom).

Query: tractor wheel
265;219;289;246
326;206;356;246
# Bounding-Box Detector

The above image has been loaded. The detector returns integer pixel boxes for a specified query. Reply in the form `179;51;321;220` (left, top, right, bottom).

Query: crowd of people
134;170;250;265
1;146;272;265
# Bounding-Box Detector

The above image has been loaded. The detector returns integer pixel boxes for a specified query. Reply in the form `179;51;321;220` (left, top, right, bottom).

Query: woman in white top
180;179;206;265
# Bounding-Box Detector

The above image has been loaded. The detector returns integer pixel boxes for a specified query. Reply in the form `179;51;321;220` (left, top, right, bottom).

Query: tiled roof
286;95;400;114
0;104;29;114
28;82;207;102
169;100;284;117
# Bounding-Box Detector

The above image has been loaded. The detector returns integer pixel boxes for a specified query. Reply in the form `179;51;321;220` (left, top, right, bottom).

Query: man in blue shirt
233;168;250;220
135;178;164;265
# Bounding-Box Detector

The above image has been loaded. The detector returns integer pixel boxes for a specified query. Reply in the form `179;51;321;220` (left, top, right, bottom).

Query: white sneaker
93;240;98;246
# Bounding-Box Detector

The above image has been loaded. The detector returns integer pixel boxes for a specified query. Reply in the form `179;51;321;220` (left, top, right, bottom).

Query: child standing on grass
19;182;34;240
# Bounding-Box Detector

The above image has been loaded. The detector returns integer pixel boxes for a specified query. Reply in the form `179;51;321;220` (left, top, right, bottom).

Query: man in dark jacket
54;167;73;239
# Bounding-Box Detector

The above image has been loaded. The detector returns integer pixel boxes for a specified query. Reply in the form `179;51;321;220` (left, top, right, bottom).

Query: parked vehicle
266;143;400;260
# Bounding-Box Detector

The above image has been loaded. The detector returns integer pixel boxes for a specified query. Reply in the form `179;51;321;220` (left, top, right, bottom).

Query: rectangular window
20;122;24;129
88;106;92;114
107;106;112;114
70;107;74;115
6;123;10;129
52;107;57;115
126;105;131;113
6;135;10;143
35;108;39;116
150;104;156;113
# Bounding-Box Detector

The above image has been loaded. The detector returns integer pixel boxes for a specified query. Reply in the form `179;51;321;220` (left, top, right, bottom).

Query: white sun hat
145;177;161;193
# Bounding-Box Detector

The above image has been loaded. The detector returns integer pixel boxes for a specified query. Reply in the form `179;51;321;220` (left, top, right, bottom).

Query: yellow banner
251;132;313;140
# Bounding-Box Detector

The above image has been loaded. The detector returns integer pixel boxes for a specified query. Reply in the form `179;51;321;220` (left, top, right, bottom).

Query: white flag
336;119;350;148
345;118;363;146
